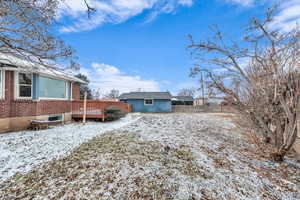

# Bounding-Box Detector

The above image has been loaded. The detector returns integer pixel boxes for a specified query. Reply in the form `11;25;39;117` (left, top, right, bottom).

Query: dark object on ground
270;150;286;162
30;120;62;130
105;106;126;121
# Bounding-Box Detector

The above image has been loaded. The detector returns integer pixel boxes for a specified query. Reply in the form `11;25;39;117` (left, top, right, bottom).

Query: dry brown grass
0;132;211;200
210;113;236;119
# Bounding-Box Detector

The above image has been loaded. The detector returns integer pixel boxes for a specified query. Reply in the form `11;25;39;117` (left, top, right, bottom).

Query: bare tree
0;0;95;70
105;89;120;99
92;88;102;100
178;88;196;97
188;6;300;161
75;73;93;99
83;0;96;19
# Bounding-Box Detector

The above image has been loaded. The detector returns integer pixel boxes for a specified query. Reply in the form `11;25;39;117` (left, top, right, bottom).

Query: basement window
48;114;63;122
144;99;153;105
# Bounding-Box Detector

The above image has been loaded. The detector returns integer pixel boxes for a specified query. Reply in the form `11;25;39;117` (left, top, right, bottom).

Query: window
49;114;63;122
0;70;3;99
70;82;73;100
144;99;153;105
39;76;67;99
17;73;32;98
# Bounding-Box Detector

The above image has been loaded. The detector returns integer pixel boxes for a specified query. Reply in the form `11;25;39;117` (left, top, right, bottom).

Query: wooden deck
72;100;131;121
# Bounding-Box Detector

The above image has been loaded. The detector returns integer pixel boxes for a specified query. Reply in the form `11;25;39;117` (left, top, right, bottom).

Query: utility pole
200;72;205;105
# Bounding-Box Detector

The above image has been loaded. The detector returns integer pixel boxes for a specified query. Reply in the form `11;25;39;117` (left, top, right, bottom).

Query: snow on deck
0;114;141;183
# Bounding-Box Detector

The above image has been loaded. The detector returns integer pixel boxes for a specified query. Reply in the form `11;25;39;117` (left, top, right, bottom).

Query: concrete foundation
0;118;10;133
0;113;72;133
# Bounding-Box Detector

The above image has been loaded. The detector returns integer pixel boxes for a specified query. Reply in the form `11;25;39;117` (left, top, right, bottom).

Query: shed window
17;73;32;98
144;99;153;105
39;76;68;99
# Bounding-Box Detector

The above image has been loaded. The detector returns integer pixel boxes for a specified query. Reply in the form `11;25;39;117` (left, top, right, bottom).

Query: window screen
18;73;32;98
39;76;67;99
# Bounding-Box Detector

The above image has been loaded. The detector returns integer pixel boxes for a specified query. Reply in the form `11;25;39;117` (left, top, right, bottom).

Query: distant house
171;96;194;105
119;92;172;113
0;54;86;133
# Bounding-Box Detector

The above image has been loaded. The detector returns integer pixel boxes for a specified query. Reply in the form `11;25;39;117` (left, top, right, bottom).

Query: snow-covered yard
0;114;141;183
0;113;299;199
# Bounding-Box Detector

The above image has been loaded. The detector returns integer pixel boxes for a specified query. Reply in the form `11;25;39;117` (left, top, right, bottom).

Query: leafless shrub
177;87;196;97
188;6;300;161
105;89;120;99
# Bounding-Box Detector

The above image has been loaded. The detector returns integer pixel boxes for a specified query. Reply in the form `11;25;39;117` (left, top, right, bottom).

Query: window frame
16;72;33;99
38;75;69;100
144;99;153;106
70;82;73;100
0;69;4;99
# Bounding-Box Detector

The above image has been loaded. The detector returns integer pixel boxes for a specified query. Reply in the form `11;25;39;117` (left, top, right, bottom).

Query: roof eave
1;64;86;84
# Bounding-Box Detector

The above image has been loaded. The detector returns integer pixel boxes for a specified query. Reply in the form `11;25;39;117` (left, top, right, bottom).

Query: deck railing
71;100;132;120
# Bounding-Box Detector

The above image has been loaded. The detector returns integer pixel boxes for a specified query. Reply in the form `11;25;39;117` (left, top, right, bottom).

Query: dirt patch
210;113;236;119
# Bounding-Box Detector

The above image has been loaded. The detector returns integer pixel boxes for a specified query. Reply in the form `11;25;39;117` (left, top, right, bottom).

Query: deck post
83;92;87;124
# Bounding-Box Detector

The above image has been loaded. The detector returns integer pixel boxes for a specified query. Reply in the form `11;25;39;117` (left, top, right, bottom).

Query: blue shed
119;92;172;113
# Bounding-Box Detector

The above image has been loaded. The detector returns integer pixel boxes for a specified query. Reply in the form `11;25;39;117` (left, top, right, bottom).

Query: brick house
0;54;86;133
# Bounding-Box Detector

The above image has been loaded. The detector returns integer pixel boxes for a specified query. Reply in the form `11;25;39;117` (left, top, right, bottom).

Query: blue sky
55;0;300;96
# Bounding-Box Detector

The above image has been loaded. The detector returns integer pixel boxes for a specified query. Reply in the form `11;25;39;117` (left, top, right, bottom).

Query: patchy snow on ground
0;113;299;200
0;113;141;183
120;113;300;199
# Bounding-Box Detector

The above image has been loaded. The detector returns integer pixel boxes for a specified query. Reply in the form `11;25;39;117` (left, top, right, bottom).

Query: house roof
172;96;194;102
196;96;224;100
119;92;172;100
0;53;86;84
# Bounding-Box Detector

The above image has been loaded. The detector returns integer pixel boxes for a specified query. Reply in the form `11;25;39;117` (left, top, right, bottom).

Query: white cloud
224;0;255;7
91;63;120;75
80;62;160;95
269;0;300;32
179;0;193;6
58;0;281;33
58;0;194;33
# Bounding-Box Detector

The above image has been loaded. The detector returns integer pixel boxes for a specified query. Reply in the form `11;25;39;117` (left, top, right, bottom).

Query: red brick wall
0;70;79;119
0;101;9;118
10;100;38;117
72;83;81;100
0;71;14;118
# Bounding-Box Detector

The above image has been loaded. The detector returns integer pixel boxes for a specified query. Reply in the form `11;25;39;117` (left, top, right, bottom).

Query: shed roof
0;53;86;84
172;96;194;102
119;92;172;100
